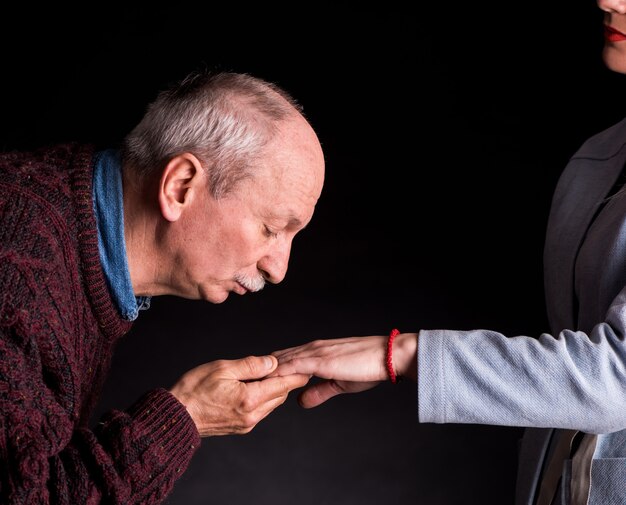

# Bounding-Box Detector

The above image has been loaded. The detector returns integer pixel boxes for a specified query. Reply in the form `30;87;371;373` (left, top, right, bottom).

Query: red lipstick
605;25;626;42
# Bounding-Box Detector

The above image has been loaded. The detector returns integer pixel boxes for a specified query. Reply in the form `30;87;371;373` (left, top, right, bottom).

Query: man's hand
169;355;309;437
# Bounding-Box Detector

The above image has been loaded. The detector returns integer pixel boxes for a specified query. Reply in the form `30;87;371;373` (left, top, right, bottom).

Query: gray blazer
418;118;626;504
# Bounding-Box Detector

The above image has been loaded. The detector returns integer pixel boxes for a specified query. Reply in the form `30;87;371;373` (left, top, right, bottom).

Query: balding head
121;69;311;198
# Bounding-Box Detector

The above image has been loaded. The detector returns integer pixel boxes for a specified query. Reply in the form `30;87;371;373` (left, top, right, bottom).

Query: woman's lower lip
607;33;626;42
605;25;626;42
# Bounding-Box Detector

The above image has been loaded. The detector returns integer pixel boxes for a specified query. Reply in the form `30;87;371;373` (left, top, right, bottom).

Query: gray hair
121;69;304;198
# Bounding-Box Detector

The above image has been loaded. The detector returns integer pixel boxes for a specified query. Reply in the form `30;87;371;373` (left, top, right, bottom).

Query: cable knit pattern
0;143;200;504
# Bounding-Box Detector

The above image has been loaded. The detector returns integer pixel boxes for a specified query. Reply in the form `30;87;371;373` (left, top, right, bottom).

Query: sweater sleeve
0;226;200;503
0;311;200;504
80;389;200;503
417;285;626;434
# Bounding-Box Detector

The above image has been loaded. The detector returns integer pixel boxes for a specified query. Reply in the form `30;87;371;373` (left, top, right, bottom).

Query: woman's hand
270;333;418;408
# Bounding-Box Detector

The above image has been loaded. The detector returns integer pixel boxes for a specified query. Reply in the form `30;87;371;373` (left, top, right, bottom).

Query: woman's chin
603;46;626;74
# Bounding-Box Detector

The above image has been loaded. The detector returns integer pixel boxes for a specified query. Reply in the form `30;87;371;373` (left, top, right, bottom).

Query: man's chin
198;289;229;304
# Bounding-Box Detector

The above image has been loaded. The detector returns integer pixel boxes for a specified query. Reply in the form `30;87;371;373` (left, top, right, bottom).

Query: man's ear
158;153;205;222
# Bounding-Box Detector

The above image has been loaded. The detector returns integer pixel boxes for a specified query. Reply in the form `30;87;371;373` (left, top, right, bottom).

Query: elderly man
0;70;324;503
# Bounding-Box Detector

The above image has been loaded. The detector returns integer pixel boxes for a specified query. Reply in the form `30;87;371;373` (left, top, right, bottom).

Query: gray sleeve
418;291;626;434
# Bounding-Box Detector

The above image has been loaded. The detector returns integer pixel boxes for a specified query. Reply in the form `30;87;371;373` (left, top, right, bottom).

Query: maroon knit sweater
0;143;200;504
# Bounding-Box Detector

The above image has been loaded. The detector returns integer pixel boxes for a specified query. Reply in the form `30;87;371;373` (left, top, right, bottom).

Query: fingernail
264;356;274;369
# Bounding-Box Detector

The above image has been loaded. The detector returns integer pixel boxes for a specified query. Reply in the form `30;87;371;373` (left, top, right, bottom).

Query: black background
2;3;625;504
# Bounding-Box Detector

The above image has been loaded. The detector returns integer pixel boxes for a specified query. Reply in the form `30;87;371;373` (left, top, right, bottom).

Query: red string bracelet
386;328;400;384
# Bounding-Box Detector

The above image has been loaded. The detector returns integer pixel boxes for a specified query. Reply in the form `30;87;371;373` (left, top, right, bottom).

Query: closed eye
264;225;278;238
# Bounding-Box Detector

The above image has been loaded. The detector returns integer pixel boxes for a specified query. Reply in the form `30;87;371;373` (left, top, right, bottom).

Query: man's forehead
266;208;304;226
262;204;311;230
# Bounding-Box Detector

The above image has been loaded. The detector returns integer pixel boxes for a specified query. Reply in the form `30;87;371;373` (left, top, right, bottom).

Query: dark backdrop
1;4;624;504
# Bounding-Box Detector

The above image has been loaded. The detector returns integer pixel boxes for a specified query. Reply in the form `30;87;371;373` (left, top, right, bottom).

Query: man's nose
258;240;292;284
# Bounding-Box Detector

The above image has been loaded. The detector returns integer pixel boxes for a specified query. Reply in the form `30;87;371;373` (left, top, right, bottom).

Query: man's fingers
270;361;299;377
271;357;325;378
249;373;310;403
231;355;277;380
254;393;295;424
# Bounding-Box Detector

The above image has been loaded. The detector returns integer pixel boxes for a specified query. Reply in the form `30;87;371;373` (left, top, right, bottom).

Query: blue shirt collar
93;148;151;321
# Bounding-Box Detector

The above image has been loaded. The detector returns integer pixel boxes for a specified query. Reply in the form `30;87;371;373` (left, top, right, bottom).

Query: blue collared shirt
92;148;151;321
